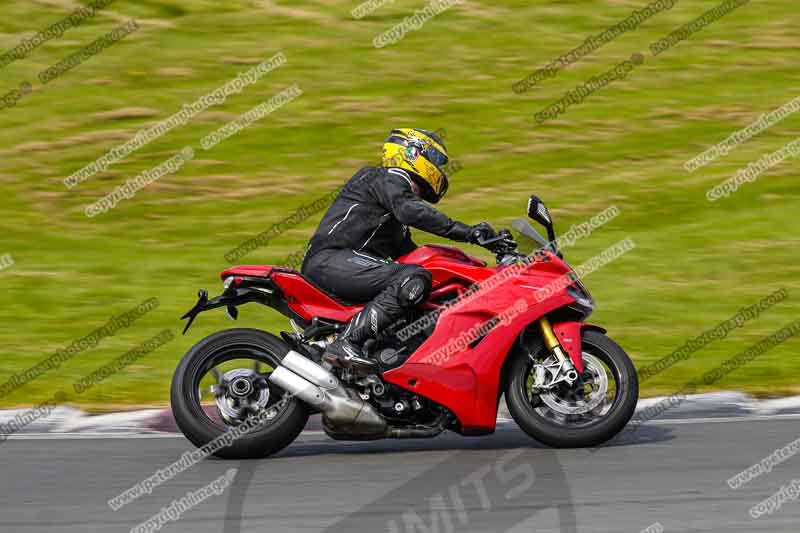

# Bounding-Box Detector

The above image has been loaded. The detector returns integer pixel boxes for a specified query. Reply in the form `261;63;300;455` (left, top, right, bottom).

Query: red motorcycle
171;196;638;458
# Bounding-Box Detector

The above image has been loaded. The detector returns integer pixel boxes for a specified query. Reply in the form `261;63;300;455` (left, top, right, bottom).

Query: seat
294;270;364;307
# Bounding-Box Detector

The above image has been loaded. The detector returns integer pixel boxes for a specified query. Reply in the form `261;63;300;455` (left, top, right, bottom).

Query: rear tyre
171;328;308;459
505;329;638;448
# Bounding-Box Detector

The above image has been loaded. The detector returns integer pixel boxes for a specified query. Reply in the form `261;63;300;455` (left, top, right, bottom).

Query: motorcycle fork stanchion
537;317;579;384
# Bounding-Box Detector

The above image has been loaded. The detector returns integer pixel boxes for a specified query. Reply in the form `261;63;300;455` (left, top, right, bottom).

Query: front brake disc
538;353;608;415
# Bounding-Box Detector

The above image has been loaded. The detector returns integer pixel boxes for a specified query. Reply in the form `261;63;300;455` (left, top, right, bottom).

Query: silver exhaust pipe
268;351;386;437
281;350;341;392
269;367;328;409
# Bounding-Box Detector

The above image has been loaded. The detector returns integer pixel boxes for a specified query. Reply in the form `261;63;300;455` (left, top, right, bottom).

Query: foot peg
323;339;378;373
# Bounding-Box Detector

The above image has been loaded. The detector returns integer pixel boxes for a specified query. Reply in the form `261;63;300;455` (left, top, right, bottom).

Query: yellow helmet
382;128;449;203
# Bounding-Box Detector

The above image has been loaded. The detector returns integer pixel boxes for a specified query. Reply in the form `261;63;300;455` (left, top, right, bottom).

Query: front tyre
170;328;308;459
505;329;638;448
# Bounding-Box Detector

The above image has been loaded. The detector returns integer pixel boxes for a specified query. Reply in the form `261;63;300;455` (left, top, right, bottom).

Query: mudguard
551;322;607;374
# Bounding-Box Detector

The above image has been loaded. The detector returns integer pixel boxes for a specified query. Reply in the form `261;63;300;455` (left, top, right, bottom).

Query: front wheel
505;329;638;448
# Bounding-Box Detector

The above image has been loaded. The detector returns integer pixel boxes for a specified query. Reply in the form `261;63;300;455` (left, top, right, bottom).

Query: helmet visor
421;142;449;168
387;135;449;170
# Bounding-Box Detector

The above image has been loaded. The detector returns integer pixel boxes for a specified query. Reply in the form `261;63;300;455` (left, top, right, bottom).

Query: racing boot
323;302;392;373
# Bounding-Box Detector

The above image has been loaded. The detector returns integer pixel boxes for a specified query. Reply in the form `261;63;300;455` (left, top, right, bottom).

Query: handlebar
477;228;564;265
477;228;517;254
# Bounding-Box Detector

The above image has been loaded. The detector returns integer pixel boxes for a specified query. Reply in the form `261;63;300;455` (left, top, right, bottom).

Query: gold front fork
538;316;560;352
537;316;576;371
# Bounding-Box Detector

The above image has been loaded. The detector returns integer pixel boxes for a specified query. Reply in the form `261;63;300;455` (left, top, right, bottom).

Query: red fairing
219;265;363;322
220;265;273;279
398;245;493;291
270;271;363;323
397;244;486;269
384;251;583;434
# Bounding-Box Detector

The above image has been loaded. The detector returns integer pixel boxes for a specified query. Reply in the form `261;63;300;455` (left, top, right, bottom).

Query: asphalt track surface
2;416;800;533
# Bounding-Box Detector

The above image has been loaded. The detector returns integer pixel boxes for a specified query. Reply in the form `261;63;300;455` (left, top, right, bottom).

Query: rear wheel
505;329;638;448
170;328;308;459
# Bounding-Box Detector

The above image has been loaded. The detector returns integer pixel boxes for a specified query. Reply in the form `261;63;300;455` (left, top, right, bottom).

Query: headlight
567;282;594;310
223;276;234;289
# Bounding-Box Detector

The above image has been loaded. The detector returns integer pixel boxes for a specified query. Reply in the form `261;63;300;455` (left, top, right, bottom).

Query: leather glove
468;222;498;245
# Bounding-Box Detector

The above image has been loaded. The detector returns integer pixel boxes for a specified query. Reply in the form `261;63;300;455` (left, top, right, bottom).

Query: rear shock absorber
537;317;579;382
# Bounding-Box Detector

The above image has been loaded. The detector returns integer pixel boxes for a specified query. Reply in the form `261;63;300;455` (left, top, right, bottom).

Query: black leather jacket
303;166;471;262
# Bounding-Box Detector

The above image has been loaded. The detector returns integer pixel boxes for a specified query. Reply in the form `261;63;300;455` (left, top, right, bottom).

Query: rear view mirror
526;195;559;255
527;195;551;227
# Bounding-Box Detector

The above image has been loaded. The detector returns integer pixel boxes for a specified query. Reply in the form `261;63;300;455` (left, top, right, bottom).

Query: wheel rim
522;341;621;428
191;343;290;431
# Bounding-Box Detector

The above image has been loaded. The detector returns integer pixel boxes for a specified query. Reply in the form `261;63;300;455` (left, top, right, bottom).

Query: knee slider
398;269;432;308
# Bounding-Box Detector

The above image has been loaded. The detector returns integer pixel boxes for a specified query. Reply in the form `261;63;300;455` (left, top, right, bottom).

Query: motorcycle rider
301;128;497;371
